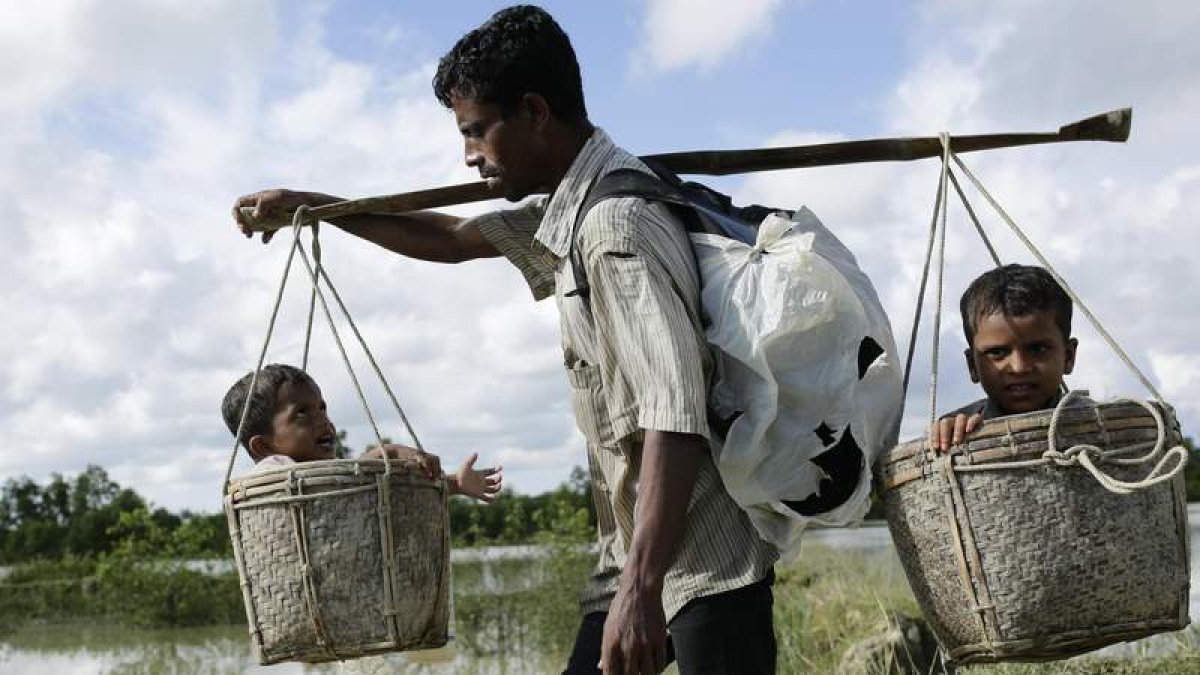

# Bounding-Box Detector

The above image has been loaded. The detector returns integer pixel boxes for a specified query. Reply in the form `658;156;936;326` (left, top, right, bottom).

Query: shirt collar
982;389;1065;420
534;127;620;258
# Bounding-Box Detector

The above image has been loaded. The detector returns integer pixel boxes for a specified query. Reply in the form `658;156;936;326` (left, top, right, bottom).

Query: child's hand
448;453;502;503
929;413;983;453
361;443;442;480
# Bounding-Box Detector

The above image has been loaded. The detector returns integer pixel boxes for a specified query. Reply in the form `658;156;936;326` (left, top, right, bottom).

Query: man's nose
464;142;482;168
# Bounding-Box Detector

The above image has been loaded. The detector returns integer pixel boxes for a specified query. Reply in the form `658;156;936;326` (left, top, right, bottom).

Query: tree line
1;436;1195;563
0;463;597;564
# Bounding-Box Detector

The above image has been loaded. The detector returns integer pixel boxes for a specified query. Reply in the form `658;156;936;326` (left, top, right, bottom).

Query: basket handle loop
1043;391;1187;494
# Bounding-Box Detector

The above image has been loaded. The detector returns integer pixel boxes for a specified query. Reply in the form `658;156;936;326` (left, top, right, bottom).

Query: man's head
221;364;337;463
433;5;589;200
959;264;1078;415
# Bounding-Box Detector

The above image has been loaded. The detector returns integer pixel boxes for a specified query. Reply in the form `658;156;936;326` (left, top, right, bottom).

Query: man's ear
520;93;552;131
964;348;980;383
1063;337;1078;375
248;435;274;462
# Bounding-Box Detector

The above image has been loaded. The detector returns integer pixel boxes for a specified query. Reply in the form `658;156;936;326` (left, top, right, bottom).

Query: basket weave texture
875;400;1190;664
225;459;450;664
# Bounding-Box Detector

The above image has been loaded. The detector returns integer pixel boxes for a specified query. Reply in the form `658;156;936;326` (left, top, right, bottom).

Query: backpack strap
565;165;743;302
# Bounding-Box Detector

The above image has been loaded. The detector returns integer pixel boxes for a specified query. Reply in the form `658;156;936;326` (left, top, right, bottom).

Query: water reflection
2;506;1196;674
0;623;519;675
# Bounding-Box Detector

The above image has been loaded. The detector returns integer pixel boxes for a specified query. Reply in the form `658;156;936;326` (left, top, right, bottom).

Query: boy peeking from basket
930;264;1078;452
222;363;503;502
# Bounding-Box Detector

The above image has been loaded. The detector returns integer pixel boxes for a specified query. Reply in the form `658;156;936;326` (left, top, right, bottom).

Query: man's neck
541;120;595;192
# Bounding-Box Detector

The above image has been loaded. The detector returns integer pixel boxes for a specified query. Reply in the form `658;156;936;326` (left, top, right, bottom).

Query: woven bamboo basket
875;397;1190;664
224;458;450;665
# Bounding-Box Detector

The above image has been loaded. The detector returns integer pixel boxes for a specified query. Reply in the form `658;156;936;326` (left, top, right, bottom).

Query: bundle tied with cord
223;209;450;665
874;128;1191;664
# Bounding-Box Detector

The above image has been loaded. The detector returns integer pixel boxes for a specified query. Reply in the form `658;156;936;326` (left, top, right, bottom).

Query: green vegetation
2;541;1197;673
0;465;229;563
0;447;1196;672
448;465;596;546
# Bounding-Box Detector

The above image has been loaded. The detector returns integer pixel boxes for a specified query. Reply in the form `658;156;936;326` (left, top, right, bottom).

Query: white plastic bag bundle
693;207;903;552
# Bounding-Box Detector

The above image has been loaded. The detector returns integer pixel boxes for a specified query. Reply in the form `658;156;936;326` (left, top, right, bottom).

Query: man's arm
232;189;499;263
601;429;704;675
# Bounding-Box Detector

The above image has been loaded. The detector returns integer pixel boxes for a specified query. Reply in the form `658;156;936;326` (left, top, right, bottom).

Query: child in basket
222;363;502;501
930;264;1078;452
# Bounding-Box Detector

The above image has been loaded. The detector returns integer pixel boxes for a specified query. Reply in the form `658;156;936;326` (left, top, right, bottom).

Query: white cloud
731;0;1200;442
0;0;583;512
630;0;786;75
4;0;1198;515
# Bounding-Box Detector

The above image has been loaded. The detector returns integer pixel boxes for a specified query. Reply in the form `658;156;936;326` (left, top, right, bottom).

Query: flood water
2;505;1197;674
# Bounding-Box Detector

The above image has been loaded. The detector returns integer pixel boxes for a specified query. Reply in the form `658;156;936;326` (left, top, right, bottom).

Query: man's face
450;94;544;201
966;309;1077;415
258;379;337;462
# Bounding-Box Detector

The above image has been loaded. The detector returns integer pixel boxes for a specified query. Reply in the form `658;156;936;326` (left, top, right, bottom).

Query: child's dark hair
221;364;316;451
960;264;1073;345
433;5;588;123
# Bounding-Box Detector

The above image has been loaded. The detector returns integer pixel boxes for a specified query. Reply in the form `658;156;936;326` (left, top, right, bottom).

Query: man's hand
597;430;704;675
600;582;668;675
449;452;503;502
929;413;983;453
232;189;339;244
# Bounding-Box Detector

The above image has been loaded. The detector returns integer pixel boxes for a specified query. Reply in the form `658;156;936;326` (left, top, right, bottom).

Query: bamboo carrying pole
241;108;1130;231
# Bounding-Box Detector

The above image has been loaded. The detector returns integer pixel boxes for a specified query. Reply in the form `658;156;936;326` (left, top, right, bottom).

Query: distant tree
0;465;232;562
446;466;596;547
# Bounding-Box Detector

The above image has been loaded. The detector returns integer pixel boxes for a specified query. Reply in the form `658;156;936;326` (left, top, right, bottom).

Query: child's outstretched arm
447;452;503;503
929;412;984;453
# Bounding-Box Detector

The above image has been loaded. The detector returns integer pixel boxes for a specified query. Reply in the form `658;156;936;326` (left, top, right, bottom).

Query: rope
951;392;1187;494
224;208;311;491
949;153;1166;404
905;134;1180;492
301;223;322;370
901;146;948;397
306;260;425;452
1044;391;1186;493
223;205;426;489
947;170;1002;267
289;226;391;470
927;133;953;432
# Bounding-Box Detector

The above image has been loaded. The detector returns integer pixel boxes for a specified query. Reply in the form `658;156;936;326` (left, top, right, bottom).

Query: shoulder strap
566;166;735;301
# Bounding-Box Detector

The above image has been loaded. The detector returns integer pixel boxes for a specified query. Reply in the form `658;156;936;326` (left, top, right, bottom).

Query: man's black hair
433;5;587;122
960;264;1073;345
221;364;317;453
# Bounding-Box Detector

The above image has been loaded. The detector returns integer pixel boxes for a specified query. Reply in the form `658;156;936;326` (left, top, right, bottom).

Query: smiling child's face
966;309;1077;415
256;379;337;462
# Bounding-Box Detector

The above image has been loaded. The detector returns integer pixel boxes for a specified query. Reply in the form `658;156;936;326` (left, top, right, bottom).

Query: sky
1;0;1197;514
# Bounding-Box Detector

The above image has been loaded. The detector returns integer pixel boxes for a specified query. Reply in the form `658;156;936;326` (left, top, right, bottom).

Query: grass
1;545;1196;674
770;544;1200;675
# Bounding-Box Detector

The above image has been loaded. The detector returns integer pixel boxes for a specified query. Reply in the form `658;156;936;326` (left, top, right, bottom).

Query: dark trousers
562;573;776;675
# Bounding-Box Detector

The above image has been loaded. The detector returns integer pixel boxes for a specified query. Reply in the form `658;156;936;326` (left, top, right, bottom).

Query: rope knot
1041;443;1101;467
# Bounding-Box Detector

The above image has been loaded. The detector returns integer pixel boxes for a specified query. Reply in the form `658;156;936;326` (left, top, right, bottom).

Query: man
233;6;778;674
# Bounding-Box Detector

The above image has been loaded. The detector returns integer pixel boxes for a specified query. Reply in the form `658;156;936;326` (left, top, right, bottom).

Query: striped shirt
468;129;777;620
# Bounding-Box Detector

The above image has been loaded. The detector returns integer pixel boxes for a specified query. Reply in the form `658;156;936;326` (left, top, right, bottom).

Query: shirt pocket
566;361;618;448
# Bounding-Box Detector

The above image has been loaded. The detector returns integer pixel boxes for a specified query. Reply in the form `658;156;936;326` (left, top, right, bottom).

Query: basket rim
878;398;1172;463
228;458;441;490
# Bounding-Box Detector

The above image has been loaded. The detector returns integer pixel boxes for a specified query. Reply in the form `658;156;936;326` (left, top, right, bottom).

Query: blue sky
2;0;1197;513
